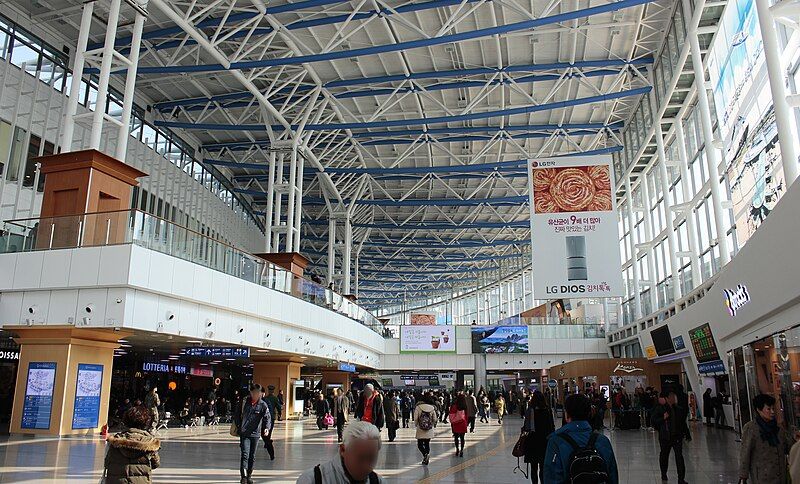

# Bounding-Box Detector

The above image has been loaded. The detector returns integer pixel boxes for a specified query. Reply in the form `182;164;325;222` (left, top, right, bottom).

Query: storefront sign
182;347;249;358
548;379;557;389
672;335;686;351
72;364;103;429
189;366;213;378
338;362;356;373
0;350;19;360
21;362;56;430
142;362;187;374
723;284;750;316
527;155;624;298
613;363;644;373
698;359;726;374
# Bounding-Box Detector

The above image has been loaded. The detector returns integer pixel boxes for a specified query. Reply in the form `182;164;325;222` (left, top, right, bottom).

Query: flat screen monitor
651;325;675;356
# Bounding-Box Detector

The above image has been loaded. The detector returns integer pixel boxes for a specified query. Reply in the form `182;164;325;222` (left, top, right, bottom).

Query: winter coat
543;420;619;484
449;404;468;434
651;403;690;442
495;398;506;416
233;397;271;438
333;394;350;422
739;418;791;484
355;393;385;429
383;396;400;428
414;403;437;440
702;391;714;418
523;407;555;463
104;428;161;484
465;395;478;418
314;398;330;417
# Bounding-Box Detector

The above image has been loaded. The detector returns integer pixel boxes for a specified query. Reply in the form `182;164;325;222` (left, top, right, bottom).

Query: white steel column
651;103;682;302
624;178;643;320
89;0;123;150
327;218;336;284
673;119;703;287
636;173;659;313
755;0;800;186
354;255;360;297
343;216;353;294
688;29;732;265
116;10;146;160
61;2;94;151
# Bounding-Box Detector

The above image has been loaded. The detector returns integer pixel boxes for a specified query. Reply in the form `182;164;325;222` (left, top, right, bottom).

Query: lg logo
533;161;556;168
547;284;586;294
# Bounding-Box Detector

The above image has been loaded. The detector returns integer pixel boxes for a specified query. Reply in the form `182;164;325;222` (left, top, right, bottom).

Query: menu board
21;362;57;430
400;326;455;353
689;323;721;363
73;364;103;429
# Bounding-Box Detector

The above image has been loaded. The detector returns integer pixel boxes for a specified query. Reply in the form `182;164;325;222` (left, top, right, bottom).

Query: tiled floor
0;416;741;483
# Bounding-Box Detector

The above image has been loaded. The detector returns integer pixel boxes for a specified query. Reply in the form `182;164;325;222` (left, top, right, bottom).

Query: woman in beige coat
739;394;792;484
414;394;438;465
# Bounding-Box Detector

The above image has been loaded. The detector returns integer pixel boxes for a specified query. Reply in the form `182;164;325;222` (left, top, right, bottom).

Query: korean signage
189;366;213;378
723;284;750;316
21;362;56;430
72;364;103;429
698;360;726;374
338;362;356;373
645;345;657;359
672;335;686;351
400;326;455;353
527;155;624;298
142;362;187;374
689;323;722;364
182;347;250;358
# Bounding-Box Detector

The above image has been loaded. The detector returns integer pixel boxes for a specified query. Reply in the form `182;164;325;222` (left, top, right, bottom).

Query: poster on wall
471;326;529;353
527;155;624;298
21;362;57;430
400;326;455;353
410;313;437;325
72;364;103;429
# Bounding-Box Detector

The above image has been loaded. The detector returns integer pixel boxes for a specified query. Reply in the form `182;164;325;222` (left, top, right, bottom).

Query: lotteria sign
723;284;750;316
142;362;187;374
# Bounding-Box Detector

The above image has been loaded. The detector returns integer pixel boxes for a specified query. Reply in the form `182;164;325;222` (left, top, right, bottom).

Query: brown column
7;325;132;436
320;370;351;393
251;356;304;420
253;252;309;277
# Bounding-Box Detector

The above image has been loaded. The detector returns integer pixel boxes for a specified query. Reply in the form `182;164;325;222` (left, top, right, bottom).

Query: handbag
449;409;466;424
512;430;530;458
323;413;334;427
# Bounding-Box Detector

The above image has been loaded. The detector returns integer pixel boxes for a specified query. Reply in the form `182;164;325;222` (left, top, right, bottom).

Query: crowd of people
102;379;800;484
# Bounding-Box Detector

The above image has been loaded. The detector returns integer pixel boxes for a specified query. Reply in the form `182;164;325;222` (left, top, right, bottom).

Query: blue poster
21;362;57;430
72;364;103;429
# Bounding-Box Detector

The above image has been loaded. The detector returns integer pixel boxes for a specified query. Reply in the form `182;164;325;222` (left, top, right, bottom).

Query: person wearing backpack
295;420;386;484
449;393;469;457
414;394;438;465
652;391;690;484
543;393;618;484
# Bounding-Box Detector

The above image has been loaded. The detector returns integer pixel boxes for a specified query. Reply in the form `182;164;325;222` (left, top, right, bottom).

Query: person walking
144;387;160;432
355;384;385;431
652;391;690;484
523;391;555;484
383;390;400;442
296;420;386;483
495;394;506;424
479;392;491;423
414;394;438;465
260;387;276;460
465;390;478;433
333;388;350;443
449;393;468;457
543;394;618;484
104;406;161;483
233;384;272;484
400;392;412;429
265;385;282;422
714;392;727;428
702;388;714;426
315;392;331;430
739;393;792;484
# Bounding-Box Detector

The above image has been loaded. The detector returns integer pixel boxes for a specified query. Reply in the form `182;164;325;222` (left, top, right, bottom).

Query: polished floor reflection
0;417;741;483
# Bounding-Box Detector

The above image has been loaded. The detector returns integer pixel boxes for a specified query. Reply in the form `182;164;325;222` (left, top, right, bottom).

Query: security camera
206;320;213;327
114;327;121;332
27;305;38;314
85;304;95;314
238;326;244;333
115;298;123;304
166;311;175;321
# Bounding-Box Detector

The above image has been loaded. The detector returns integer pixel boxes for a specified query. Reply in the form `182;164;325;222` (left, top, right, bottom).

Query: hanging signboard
182;347;249;358
21;362;57;430
527;155;624;298
72;364;103;429
400;326;455;353
471;326;529;353
410;313;437;325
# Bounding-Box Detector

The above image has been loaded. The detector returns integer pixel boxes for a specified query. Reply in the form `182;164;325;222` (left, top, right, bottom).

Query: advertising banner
527;155;624;298
21;362;57;430
471;326;529;353
72;364;103;429
400;326;455;353
410;312;437;325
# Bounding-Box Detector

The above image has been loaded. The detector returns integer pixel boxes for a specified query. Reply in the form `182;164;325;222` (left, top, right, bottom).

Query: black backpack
557;432;610;484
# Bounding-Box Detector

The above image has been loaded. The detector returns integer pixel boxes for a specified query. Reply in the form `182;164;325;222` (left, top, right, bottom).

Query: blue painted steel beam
130;0;660;74
304;235;526;248
238;188;529;206
360;130;599;146
155;86;650;131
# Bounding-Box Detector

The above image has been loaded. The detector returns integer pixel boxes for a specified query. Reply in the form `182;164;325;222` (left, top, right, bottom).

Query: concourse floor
0;416;741;483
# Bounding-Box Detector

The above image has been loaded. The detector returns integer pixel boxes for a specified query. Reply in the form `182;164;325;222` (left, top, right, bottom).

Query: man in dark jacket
652;391;690;484
233;384;272;484
355;384;385;430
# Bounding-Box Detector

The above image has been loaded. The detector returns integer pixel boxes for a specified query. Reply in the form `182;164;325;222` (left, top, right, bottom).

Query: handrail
0;209;384;334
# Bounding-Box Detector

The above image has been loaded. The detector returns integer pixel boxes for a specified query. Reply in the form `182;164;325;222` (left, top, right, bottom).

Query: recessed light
186;340;202;344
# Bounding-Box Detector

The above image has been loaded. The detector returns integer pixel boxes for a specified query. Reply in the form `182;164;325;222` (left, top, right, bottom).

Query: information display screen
689;323;721;363
72;364;103;429
21;362;57;430
651;325;676;356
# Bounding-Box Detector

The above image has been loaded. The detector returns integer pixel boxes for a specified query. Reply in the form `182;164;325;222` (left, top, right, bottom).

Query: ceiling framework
15;0;675;311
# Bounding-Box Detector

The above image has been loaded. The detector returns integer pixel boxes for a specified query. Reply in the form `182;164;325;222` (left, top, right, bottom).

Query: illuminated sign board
688;323;721;364
338;362;356;373
182;347;249;358
723;284;750;316
142;362;187;374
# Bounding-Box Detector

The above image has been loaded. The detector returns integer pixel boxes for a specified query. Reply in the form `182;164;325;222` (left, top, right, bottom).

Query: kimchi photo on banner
527;155;624;299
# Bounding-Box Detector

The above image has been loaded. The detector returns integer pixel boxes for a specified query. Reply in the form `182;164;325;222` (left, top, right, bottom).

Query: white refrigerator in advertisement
527;154;624;298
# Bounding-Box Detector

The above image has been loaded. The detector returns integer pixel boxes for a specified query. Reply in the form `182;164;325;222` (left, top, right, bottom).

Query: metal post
354;255;359;297
343;216;352;294
90;0;123;150
651;102;682;302
327;217;336;284
625;176;643;320
293;144;305;253
61;1;94;152
284;148;298;251
755;0;799;187
264;151;276;252
688;30;732;265
638;171;659;312
674;119;702;287
116;11;146;160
